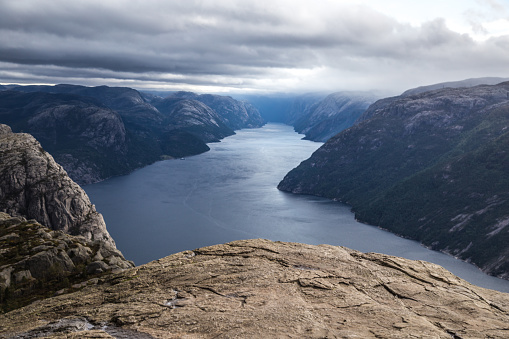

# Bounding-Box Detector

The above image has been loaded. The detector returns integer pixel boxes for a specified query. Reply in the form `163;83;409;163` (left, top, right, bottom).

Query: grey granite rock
0;125;114;247
2;239;509;338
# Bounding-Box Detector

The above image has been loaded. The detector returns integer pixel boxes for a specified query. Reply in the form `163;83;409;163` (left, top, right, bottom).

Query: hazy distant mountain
292;91;378;142
244;91;377;142
235;94;297;122
401;77;509;96
279;81;509;279
284;93;326;126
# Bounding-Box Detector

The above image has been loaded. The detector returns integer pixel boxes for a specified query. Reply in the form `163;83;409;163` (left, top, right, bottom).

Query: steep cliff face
0;213;133;312
0;125;115;247
293;91;377;141
2;239;509;338
279;82;509;279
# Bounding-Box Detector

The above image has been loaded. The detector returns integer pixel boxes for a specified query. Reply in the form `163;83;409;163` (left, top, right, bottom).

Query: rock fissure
3;239;509;338
379;283;420;302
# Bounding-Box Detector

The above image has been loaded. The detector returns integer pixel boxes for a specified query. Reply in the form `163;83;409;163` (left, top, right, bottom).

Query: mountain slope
170;92;265;130
0;85;256;183
153;96;235;142
293;91;377;141
0;90;131;184
2;239;509;338
278;82;509;278
250;91;376;142
11;84;165;128
401;77;509;96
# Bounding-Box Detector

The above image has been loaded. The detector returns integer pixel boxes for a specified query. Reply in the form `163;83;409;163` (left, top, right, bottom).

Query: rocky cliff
0;124;115;247
278;82;509;279
2;239;509;338
0;212;133;312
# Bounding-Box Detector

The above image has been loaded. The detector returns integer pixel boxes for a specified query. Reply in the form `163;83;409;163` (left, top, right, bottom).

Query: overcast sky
1;0;508;95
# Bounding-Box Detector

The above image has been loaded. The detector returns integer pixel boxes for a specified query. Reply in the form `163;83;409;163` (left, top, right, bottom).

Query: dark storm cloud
0;0;508;93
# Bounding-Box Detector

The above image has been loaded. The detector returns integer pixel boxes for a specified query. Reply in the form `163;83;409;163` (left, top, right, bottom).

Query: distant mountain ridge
401;77;509;96
292;91;378;141
0;84;264;184
165;91;265;130
245;91;377;142
278;81;509;279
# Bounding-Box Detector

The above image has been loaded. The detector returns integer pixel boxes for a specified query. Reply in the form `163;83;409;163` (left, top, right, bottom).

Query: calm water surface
85;123;509;293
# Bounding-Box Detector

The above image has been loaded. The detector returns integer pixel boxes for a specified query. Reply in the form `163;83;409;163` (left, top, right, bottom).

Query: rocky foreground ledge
1;239;509;338
0;212;134;313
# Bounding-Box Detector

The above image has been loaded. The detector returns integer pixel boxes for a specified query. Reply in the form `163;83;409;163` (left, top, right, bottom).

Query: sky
1;0;508;95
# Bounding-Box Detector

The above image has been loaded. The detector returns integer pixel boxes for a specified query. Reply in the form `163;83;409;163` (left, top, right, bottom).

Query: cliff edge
2;239;509;338
0;124;114;247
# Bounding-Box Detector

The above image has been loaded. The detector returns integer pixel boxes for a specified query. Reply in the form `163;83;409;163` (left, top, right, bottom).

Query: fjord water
85;123;509;292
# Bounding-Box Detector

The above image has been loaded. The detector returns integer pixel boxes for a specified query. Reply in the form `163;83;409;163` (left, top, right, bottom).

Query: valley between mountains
1;78;509;337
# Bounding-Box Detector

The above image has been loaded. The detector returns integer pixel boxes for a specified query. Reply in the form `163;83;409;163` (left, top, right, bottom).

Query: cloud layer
1;0;508;94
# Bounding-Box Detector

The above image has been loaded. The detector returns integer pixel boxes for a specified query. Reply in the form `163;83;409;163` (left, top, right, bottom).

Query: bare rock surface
0;125;114;247
2;239;509;338
0;213;134;311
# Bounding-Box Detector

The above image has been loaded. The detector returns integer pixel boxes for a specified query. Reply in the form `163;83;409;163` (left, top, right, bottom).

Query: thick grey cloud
0;0;508;94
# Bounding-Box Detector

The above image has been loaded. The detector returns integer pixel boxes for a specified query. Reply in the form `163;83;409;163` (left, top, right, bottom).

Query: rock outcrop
0;125;114;247
0;212;134;312
279;82;509;279
1;239;509;338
